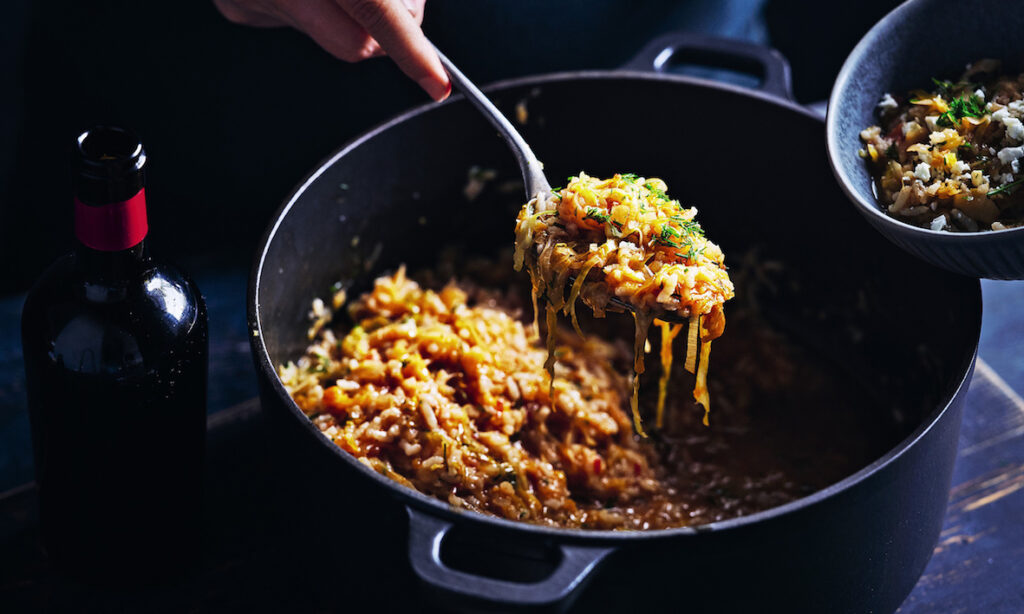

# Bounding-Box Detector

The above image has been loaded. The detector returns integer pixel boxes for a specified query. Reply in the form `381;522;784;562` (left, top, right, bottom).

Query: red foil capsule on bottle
74;188;148;251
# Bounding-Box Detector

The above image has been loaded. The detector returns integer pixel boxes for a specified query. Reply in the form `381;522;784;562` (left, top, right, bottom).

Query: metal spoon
432;45;551;201
433;46;687;325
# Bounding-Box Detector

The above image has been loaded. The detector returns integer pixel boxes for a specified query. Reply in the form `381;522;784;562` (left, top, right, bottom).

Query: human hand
213;0;451;101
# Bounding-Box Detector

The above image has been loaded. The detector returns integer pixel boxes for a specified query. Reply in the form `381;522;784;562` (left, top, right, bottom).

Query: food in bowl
860;59;1024;231
279;263;899;530
514;173;734;434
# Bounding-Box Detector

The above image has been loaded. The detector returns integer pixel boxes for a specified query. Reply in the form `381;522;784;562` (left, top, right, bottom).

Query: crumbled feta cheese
997;146;1024;164
1015;159;1021;175
951;161;971;175
860;126;882;141
1009;100;1024;116
991;106;1024;141
914;162;932;182
877;93;898;112
1006;117;1024;141
925;116;940;131
975;89;986;101
930;215;947;231
1001;173;1015;185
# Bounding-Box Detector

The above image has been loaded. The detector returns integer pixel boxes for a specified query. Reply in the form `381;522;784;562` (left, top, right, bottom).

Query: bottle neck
74;187;149;253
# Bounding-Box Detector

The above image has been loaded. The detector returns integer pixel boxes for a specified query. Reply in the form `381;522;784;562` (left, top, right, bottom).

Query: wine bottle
21;126;208;581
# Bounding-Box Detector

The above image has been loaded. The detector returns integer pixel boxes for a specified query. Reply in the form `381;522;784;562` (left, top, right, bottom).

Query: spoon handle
432;44;552;199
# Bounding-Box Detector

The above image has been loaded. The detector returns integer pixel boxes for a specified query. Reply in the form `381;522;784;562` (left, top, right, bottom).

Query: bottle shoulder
22;253;208;378
26;253;205;312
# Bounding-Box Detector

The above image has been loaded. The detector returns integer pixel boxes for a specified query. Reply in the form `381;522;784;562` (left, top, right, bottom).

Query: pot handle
621;32;795;102
406;507;613;610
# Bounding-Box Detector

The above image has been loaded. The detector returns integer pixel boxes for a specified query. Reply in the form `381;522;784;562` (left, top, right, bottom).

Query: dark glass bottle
21;126;208;581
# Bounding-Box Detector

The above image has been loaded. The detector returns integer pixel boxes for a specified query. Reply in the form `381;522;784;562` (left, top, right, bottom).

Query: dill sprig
644;181;668;200
585;207;611;223
937;94;985;127
988;178;1024;197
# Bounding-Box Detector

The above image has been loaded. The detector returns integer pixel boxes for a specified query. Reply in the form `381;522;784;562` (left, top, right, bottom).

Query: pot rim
249;69;983;543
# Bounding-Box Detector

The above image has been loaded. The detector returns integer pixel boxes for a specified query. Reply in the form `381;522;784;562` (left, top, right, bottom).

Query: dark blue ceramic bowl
827;0;1024;279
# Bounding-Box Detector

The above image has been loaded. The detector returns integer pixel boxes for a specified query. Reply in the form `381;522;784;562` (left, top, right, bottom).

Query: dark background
0;0;898;294
0;0;901;488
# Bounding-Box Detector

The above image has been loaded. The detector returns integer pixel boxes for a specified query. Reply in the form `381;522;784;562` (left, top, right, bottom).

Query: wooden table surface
899;360;1024;613
0;274;1022;612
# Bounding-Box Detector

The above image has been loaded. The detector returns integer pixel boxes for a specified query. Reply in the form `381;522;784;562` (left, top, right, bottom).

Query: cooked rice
280;263;897;530
281;268;660;529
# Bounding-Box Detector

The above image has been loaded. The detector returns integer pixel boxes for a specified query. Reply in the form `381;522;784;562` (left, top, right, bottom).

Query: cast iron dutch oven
249;34;981;613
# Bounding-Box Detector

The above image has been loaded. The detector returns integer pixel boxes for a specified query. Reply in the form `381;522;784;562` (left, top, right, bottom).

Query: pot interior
255;74;980;526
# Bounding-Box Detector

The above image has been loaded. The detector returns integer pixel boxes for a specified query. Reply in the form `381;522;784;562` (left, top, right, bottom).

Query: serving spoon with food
432;45;694;325
434;45;735;434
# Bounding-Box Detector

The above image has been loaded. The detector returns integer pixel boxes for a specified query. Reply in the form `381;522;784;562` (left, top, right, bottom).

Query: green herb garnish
988;178;1024;197
937;94;985;127
931;77;954;97
660;226;682;239
668;215;705;237
313;353;331;373
585;207;611;223
644;182;669;200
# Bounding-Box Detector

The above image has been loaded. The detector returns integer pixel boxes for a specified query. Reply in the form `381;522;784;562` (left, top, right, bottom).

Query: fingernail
401;0;417;15
419;77;451;102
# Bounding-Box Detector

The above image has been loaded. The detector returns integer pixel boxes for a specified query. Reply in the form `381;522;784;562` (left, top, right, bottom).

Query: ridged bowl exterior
827;0;1024;279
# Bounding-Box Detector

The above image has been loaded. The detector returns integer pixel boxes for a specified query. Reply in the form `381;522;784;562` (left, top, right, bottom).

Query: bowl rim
825;0;1024;243
250;69;983;543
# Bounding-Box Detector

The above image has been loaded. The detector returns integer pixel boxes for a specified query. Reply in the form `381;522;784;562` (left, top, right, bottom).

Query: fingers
213;0;288;27
215;0;447;100
400;0;426;26
281;0;384;63
337;0;450;101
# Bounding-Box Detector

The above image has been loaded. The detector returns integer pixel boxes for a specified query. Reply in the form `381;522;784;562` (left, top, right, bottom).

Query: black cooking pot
249;34;981;613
